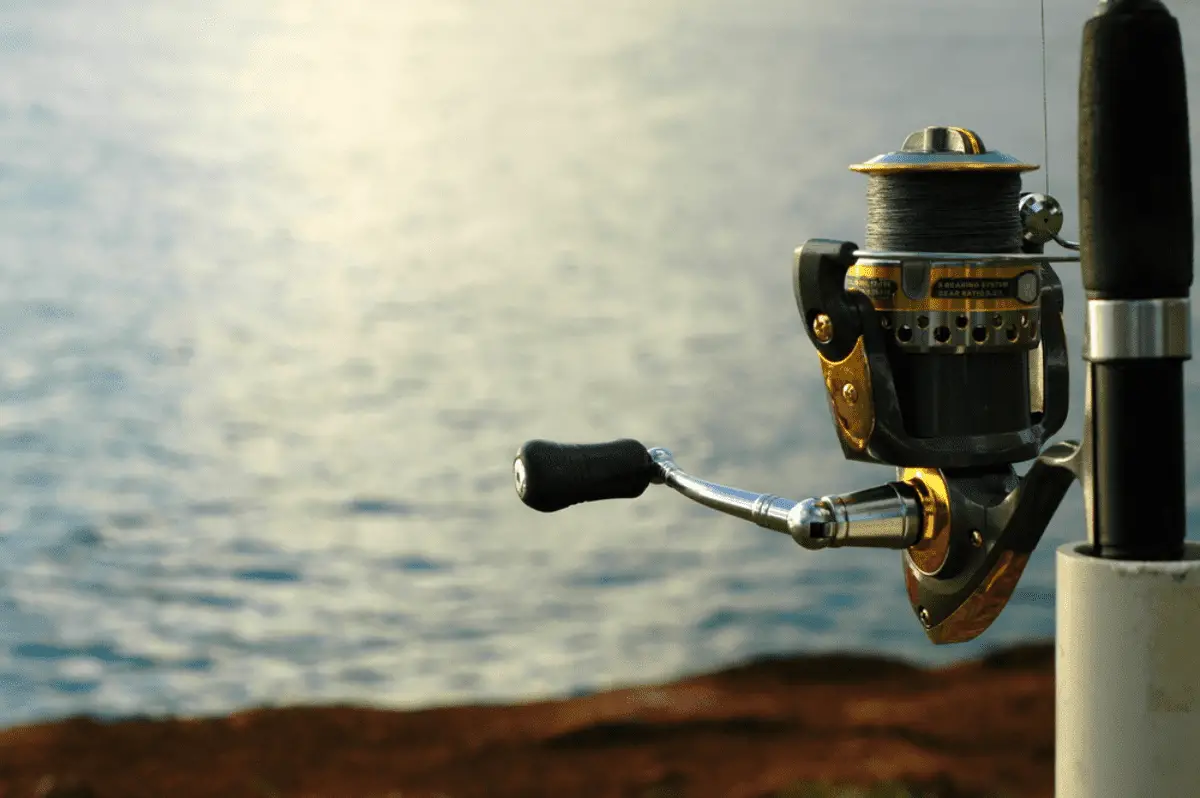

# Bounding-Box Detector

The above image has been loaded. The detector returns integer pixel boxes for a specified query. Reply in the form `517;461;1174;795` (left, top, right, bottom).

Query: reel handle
513;439;656;513
512;440;923;550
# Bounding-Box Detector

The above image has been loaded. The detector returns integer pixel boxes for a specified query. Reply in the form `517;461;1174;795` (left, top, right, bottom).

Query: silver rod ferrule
1084;297;1191;361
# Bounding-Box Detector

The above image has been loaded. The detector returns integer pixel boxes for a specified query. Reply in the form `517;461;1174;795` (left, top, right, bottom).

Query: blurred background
0;0;1197;728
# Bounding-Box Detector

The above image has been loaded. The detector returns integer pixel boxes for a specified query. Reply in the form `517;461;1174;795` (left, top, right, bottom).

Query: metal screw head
918;607;932;628
970;529;984;548
1016;271;1040;304
841;382;858;404
812;313;834;343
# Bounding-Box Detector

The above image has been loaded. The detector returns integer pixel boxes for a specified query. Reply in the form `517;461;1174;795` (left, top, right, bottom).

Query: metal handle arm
648;448;922;550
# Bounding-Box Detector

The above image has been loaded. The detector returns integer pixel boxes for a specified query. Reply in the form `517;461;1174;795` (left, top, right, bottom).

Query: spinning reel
513;125;1082;644
511;0;1194;649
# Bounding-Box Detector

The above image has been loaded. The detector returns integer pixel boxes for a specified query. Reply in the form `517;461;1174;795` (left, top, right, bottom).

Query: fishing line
1041;0;1050;194
864;172;1023;253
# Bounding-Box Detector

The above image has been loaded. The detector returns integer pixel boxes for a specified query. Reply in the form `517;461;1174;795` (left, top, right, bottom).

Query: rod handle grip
513;439;655;513
1079;0;1192;298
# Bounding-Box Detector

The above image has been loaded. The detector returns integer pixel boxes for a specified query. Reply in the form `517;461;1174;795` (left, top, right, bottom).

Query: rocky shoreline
0;642;1054;798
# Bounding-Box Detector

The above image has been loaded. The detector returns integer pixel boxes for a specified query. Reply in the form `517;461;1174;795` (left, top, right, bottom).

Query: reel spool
795;126;1075;468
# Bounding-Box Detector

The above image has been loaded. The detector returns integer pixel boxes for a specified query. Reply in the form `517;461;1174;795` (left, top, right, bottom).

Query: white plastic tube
1057;541;1200;798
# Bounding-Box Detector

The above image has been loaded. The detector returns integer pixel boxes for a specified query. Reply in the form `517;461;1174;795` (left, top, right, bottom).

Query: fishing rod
511;0;1198;793
1058;2;1198;796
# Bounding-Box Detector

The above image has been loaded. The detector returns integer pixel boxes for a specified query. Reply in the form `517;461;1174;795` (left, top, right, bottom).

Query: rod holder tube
1056;542;1200;797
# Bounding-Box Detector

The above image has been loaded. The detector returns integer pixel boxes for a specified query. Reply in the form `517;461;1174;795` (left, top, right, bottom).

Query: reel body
794;239;1071;470
799;127;1070;469
797;127;1082;641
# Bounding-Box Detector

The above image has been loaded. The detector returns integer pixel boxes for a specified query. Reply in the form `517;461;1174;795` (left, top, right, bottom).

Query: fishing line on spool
864;172;1023;253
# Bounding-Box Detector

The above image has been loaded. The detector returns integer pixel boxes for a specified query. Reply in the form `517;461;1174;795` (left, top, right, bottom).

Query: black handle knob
513;439;655;513
1079;0;1192;298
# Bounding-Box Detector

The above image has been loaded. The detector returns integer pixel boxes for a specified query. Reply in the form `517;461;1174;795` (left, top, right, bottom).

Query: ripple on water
40;524;105;562
30;301;76;321
187;500;241;517
107;512;152;530
231;567;302;584
49;679;100;695
389;555;448;572
227;538;281;556
792;566;875;588
341;497;416;517
563;569;657;589
14;469;56;489
0;428;46;452
11;642;157;670
698;607;838;635
720;577;759;595
339;667;387;685
83;365;126;397
166;591;244;610
70;578;245;611
820;592;861;612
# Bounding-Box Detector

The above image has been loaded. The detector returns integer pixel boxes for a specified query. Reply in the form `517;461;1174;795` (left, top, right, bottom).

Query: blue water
1;0;1199;727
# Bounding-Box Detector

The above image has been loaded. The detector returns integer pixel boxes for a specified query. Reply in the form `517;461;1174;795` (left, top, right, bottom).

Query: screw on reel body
512;125;1086;646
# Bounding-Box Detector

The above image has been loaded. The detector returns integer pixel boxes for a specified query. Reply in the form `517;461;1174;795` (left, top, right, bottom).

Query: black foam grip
514;439;654;513
1079;0;1193;298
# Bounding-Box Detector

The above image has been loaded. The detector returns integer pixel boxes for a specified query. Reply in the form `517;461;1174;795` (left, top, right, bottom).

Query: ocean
1;0;1198;727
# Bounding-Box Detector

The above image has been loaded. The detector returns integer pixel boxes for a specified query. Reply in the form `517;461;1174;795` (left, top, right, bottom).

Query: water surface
1;0;1198;726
